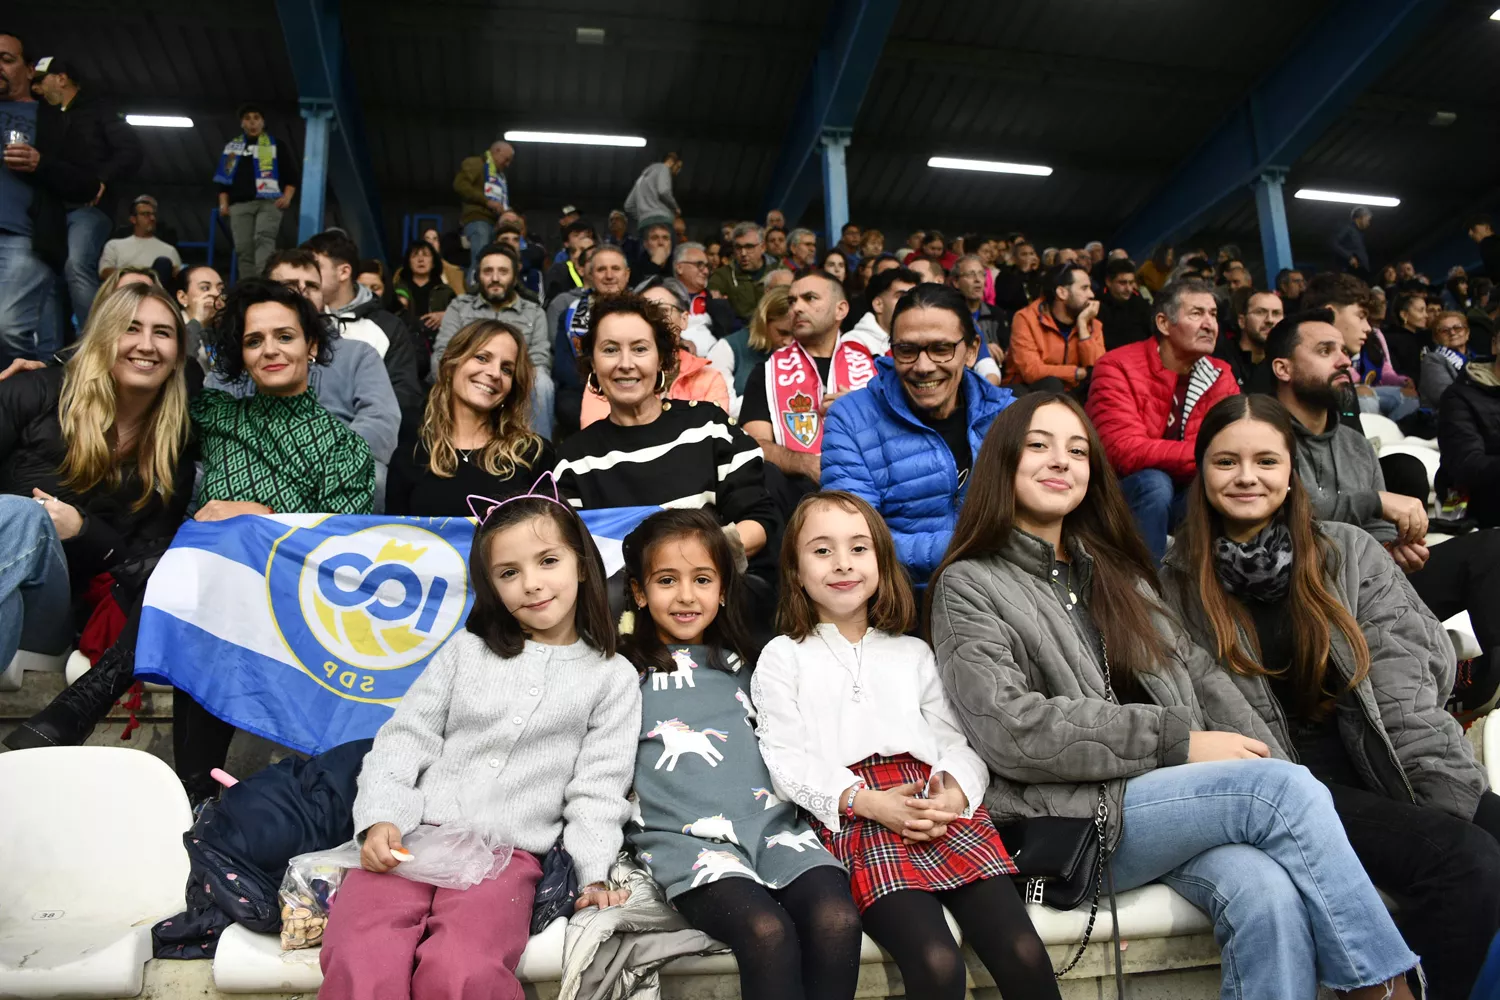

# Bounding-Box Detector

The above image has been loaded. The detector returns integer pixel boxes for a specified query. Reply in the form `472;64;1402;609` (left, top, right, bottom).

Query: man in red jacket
1085;278;1239;561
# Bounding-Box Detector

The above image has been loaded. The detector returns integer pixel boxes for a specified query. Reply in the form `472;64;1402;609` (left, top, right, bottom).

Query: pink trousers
318;850;542;1000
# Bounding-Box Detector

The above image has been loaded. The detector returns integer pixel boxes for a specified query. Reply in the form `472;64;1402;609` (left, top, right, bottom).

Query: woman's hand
421;311;444;330
902;772;967;842
360;822;407;873
195;500;274;522
853;782;930;838
575;882;630;911
1187;731;1271;763
0;358;45;381
31;489;83;540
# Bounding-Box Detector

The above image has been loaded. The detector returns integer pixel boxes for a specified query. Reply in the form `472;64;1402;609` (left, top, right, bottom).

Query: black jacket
20;100;100;270
52;88;142;220
0;366;193;594
334;293;427;428
993;266;1046;313
1382;323;1429;385
1097;292;1156;348
1437;368;1500;529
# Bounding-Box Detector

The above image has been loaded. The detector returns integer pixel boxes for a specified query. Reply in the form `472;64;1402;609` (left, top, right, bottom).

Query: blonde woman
2;283;195;750
386;318;553;515
707;284;793;405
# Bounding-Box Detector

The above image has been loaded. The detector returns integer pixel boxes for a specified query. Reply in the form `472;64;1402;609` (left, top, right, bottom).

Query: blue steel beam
275;0;387;261
297;101;333;243
1253;171;1295;280
1110;0;1444;261
761;0;900;228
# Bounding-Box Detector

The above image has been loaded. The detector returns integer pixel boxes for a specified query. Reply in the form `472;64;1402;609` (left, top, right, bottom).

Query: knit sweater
352;631;642;885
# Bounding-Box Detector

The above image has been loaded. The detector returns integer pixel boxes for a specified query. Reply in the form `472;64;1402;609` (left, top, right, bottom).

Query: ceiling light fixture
1491;7;1500;19
504;130;645;148
927;155;1052;177
125;114;194;128
1294;188;1400;208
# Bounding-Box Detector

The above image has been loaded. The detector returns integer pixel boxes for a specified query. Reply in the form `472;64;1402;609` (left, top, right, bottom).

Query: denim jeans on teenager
1118;467;1189;564
464;219;494;285
1358;385;1420;424
531;367;556;441
0;495;74;669
1110;759;1418;1000
0;234;58;364
64;205;111;332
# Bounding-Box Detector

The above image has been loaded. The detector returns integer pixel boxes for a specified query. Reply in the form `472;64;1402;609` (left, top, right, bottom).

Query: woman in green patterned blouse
195;279;375;519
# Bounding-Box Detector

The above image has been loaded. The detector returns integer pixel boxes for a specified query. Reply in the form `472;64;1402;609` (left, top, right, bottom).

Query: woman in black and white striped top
554;293;780;558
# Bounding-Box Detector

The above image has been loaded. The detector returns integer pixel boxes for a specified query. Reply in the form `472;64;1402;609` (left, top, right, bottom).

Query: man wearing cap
214;104;299;278
453;138;514;280
33;55;142;329
98;195;180;279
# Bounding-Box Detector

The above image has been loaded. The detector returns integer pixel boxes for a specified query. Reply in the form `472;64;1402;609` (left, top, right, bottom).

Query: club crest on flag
781;391;819;449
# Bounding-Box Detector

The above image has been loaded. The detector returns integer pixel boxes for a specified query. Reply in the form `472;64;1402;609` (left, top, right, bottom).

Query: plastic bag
277;825;514;951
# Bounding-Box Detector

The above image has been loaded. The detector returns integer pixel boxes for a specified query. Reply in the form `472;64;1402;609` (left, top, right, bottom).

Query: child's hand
903;773;967;842
574;883;630;911
361;822;408;873
854;783;927;838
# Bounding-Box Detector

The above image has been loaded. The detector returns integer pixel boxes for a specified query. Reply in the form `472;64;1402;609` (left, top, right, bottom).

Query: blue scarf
1431;344;1469;372
213;133;280;199
482;151;509;211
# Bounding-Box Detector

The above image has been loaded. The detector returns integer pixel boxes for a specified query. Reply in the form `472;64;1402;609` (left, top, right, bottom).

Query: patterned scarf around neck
1431;344;1469;372
1214;521;1294;602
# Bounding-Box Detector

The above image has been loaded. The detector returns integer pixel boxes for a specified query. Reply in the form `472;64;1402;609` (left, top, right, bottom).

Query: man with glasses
822;283;1014;581
665;241;735;348
709;220;776;322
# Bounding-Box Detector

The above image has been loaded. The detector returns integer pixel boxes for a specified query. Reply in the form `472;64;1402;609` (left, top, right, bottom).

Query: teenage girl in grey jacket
927;392;1419;1000
1162;392;1500;999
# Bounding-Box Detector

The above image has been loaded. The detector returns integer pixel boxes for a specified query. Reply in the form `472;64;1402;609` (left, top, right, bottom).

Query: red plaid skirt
816;753;1015;912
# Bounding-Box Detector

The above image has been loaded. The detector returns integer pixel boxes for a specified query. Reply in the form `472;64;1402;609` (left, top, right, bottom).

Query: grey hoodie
1291;410;1395;543
432;291;550;376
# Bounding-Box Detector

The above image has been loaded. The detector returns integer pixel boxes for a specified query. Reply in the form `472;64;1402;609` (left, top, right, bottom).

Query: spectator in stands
97;194;180;281
1438;322;1500;529
550;245;632;438
407;223;466;295
32;55;142;331
623;151;682;230
175;264;223;367
951;254;1005;373
709;221;774;322
392;241;455;357
907;256;945;285
1303;273;1419;424
543;220;596;303
1332;206;1373;279
858;227;885;261
763;226;787;267
740;269;874;489
664;241;734;346
304;229;424;424
356;260;391;306
1217;288;1282;391
1470;215;1500;280
786;227;817;270
929;391;1422;1000
708;284;792;406
1;30;99;363
822;283;1014;581
1136;243;1174;293
765;208;785;233
1097;257;1154;348
1277;267;1307;311
1162;393;1500;1000
452;139;513;279
1220;260;1251;293
555;292;777;567
1004;262;1104;393
1384;289;1432;387
992;239;1043;312
386;318;553;516
845;264;917;356
603;208;630;249
632;221;674;281
1423;311;1473;409
820;247;848;284
214;104;297;279
836;221;861;262
904;229;956;272
1086;278;1239;562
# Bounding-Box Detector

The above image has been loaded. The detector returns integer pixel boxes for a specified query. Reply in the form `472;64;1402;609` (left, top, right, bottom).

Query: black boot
2;644;138;750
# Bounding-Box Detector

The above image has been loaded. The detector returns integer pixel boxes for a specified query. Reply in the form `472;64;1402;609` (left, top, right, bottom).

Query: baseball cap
33;56;79;81
560;205;578;216
132;194;159;210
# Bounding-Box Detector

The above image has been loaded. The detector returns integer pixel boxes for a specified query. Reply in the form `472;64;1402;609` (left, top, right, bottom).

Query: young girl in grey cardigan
318;478;641;1000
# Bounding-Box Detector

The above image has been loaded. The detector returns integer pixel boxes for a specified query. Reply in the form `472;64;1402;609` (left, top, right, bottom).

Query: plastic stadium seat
1359;412;1403;447
0;747;192;999
1026;884;1211;945
1446;611;1481;661
65;650;170;693
2;648;71;691
1486;714;1500;792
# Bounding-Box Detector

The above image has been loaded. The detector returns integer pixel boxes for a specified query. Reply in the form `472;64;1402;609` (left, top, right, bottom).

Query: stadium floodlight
126;115;194;128
504;130;646;147
1294;188;1400;208
927;156;1052;177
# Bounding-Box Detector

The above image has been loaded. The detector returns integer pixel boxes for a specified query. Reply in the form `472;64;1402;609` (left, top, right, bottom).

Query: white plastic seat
1026;884;1211;945
0;747;192;999
1445;611;1481;661
2;648;72;692
1486;714;1500;791
1359;412;1403;447
64;650;170;693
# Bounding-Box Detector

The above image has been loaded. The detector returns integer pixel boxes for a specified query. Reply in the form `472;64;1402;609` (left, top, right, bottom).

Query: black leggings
173;690;237;804
862;878;1060;1000
672;866;862;1000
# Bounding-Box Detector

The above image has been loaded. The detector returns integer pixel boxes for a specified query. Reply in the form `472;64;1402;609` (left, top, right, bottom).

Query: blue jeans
0;233;59;363
1118;468;1188;564
1358;385;1420;424
64;205;111;332
531;368;555;441
1111;759;1418;999
0;495;74;668
464;219;494;284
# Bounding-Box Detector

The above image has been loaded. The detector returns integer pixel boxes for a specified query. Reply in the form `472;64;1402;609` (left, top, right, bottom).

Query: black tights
672;866;862;1000
862;878;1060;1000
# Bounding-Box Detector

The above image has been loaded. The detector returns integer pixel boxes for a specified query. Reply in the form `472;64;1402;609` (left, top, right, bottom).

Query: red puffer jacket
1085;338;1239;483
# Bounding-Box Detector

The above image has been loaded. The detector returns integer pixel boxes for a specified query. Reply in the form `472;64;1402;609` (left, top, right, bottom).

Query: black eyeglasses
733;241;761;251
891;340;965;363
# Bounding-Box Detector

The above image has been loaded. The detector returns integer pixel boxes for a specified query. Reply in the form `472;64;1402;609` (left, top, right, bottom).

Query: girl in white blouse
752;491;1060;1000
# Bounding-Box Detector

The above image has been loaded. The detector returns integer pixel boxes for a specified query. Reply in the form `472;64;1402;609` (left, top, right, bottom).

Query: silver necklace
819;630;867;701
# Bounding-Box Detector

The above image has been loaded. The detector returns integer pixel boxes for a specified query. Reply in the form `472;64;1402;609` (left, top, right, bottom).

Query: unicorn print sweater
353;631;641;885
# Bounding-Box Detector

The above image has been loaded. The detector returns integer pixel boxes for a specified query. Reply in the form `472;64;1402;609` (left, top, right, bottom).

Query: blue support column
297;101;333;244
1253;170;1294;281
1110;0;1443;259
821;129;851;246
762;0;900;225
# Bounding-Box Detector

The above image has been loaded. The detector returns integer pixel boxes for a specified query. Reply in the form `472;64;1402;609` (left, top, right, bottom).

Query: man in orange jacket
1003;262;1106;392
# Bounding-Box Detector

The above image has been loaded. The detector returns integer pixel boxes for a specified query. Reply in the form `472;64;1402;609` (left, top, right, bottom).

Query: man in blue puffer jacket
822;284;1015;583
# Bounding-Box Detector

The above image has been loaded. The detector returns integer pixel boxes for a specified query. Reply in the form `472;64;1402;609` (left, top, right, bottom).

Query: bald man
455;139;516;280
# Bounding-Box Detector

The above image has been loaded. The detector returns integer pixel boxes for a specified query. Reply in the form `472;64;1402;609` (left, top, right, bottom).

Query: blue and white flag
136;509;656;755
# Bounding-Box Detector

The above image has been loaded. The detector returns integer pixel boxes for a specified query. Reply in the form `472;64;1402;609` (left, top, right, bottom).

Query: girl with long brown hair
1162;393;1500;999
927;391;1420;1000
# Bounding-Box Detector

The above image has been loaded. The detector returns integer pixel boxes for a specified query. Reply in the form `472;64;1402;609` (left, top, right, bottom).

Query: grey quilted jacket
1161;520;1485;820
928;529;1286;852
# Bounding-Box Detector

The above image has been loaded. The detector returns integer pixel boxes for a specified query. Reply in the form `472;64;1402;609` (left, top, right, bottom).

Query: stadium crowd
6;26;1500;1000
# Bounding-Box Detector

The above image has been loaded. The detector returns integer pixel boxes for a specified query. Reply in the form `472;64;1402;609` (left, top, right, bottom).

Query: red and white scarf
765;337;876;453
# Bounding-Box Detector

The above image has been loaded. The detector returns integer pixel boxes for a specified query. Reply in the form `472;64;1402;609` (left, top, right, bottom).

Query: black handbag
529;836;578;935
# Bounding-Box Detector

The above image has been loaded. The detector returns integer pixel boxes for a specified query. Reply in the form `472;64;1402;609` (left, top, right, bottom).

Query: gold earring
586;371;603;396
654;370;668;394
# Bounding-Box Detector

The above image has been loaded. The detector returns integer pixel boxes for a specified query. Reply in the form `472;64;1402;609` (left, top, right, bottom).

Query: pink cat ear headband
466;471;571;523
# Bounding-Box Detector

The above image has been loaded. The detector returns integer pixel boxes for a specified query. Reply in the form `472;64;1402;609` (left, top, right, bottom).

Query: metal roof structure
11;0;1499;276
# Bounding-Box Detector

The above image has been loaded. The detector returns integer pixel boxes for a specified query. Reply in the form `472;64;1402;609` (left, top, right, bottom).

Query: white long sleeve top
750;625;990;831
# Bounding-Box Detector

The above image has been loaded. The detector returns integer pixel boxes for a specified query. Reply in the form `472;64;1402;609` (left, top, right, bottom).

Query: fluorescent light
927;155;1052;177
126;114;194;128
1294;188;1400;208
1491;7;1500;19
504;130;645;147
